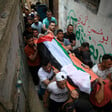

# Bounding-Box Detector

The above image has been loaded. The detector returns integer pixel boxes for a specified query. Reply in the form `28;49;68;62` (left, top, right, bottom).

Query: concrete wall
0;0;29;111
59;0;112;63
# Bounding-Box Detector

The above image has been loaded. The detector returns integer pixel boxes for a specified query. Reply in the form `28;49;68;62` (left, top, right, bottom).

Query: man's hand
97;78;104;85
71;40;76;46
71;89;79;99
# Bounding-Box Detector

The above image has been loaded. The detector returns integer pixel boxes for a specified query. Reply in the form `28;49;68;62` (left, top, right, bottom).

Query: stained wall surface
59;0;112;63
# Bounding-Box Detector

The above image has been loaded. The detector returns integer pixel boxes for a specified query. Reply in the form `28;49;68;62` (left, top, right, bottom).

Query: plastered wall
59;0;112;63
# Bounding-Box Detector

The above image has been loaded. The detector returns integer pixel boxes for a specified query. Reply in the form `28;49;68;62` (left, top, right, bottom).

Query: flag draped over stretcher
37;34;98;94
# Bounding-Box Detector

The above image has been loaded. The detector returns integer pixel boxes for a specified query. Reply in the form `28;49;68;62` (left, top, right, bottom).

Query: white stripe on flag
44;39;73;67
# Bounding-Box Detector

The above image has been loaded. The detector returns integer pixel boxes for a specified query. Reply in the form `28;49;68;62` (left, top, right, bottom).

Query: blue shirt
31;21;43;33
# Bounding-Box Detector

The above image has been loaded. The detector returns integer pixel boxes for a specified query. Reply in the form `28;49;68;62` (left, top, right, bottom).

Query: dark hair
41;59;51;66
102;54;112;61
47;9;52;13
31;4;36;10
23;31;32;37
36;2;41;6
27;16;33;20
25;24;31;29
57;29;63;35
25;34;33;40
81;42;89;48
32;28;38;32
67;24;73;29
49;21;55;25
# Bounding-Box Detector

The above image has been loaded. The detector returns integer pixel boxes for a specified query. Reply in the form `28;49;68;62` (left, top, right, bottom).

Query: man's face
102;59;112;69
67;26;73;34
57;32;64;41
27;38;34;47
82;47;89;52
47;12;52;19
34;17;39;23
43;63;52;73
27;19;33;25
33;30;39;37
24;9;29;15
57;80;67;89
49;23;56;32
27;26;32;33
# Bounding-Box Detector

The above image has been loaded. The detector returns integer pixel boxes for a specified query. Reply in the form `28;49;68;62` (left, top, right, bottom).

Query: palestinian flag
37;33;98;94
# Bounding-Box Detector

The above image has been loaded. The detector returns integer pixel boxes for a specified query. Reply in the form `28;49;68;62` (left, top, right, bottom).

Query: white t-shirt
92;64;112;79
47;81;69;102
38;67;54;89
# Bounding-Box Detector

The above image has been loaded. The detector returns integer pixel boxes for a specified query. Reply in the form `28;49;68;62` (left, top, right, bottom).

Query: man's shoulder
38;21;42;24
38;21;43;26
38;67;44;74
51;17;56;20
48;81;56;88
24;45;30;51
73;47;79;52
63;32;68;38
31;23;35;27
92;64;99;71
43;17;48;22
70;33;76;39
24;45;33;56
92;64;98;69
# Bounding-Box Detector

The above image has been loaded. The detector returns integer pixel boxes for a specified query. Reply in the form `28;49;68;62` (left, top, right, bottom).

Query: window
74;0;101;14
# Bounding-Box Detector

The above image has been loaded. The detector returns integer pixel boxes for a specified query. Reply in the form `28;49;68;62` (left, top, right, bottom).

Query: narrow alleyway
0;0;112;112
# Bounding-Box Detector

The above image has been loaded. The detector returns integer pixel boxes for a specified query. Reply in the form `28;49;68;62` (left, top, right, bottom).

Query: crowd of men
22;2;112;112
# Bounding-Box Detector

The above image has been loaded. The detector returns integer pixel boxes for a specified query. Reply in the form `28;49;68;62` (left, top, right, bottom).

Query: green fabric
54;39;85;72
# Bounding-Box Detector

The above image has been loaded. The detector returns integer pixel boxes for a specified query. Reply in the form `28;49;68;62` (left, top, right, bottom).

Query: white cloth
43;39;73;67
92;64;112;79
61;64;91;94
47;81;69;102
38;67;54;89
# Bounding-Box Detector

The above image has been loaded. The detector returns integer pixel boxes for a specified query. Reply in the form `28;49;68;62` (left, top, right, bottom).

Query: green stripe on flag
54;39;85;72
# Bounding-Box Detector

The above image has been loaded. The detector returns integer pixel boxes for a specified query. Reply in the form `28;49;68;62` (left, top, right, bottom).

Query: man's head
48;21;56;32
33;29;39;37
56;72;67;89
67;24;74;35
56;29;64;41
81;42;89;52
34;17;39;24
46;10;52;20
26;34;34;47
27;16;33;25
102;54;112;69
24;8;30;16
25;24;32;33
41;60;52;73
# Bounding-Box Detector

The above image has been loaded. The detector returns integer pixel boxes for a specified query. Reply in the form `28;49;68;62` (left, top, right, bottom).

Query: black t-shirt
73;48;82;61
73;48;93;68
64;32;76;43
